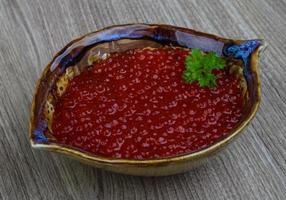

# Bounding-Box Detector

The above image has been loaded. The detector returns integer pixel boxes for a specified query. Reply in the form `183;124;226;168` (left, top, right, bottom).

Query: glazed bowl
29;24;265;176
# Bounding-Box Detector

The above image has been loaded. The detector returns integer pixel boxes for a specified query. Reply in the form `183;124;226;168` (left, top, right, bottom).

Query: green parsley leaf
183;49;225;88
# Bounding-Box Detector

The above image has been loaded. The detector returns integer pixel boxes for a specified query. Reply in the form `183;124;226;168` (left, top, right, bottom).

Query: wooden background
0;0;285;199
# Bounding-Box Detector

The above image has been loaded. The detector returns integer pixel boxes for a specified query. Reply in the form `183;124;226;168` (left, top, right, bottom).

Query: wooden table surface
1;0;286;199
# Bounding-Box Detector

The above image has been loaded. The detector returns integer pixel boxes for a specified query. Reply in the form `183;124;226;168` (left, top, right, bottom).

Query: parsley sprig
183;49;225;88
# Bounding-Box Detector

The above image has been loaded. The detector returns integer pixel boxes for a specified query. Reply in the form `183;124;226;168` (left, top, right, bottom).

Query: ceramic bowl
29;24;265;176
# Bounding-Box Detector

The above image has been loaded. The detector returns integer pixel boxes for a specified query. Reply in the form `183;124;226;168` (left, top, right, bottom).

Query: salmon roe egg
52;47;244;159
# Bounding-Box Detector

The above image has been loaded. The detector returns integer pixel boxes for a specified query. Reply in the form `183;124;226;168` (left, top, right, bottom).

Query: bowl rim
29;23;265;166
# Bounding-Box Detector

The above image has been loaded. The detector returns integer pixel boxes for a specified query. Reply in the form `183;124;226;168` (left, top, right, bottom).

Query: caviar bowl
29;24;264;176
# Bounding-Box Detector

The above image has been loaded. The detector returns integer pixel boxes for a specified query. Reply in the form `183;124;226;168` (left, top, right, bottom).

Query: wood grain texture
0;0;285;199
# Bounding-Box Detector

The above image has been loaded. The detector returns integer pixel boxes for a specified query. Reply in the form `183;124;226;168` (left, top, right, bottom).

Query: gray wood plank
0;0;285;199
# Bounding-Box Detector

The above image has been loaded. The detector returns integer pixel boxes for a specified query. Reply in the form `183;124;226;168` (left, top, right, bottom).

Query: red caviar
52;47;244;159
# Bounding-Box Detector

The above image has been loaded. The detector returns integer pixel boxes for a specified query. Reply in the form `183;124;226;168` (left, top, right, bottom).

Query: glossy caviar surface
52;47;244;159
